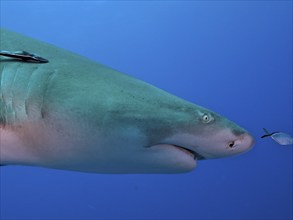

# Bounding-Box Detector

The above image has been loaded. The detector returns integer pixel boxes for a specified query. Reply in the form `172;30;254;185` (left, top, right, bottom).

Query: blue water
0;1;292;219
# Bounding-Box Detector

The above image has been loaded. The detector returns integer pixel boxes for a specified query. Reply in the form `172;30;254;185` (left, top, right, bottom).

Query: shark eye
201;113;213;123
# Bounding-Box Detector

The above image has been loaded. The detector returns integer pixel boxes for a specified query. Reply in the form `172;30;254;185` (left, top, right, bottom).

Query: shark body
0;29;254;173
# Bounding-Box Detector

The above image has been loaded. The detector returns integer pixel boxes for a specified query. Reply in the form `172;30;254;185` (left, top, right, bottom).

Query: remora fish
0;29;254;173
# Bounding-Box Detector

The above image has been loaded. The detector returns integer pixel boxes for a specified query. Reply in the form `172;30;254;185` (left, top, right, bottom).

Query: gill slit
0;65;5;126
40;69;57;119
24;66;39;119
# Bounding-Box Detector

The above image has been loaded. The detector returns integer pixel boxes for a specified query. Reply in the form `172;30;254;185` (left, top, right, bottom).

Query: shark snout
226;132;254;152
187;127;255;160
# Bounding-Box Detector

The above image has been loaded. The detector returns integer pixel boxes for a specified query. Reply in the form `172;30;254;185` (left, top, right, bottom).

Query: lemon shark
0;29;254;173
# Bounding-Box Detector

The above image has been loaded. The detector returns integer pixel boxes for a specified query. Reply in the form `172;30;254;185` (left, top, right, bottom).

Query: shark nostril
228;141;235;148
228;139;244;149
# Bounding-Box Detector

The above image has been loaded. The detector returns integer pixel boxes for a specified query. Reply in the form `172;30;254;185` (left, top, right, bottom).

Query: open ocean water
0;1;292;220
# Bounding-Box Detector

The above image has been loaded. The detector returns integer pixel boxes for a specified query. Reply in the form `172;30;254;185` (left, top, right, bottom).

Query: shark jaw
145;144;198;173
149;129;254;172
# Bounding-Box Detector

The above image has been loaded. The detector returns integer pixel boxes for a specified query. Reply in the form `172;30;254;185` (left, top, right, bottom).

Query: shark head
106;104;255;174
148;107;254;173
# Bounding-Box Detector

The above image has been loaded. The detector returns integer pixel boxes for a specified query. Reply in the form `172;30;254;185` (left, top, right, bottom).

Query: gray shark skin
0;29;254;173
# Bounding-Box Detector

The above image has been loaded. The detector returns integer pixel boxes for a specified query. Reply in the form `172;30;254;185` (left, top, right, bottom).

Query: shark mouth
171;145;205;160
146;143;205;161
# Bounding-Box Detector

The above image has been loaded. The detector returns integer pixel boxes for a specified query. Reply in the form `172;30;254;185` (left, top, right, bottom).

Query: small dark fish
261;128;293;145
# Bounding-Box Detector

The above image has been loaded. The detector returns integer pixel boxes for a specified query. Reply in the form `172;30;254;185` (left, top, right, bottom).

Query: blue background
0;1;292;219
